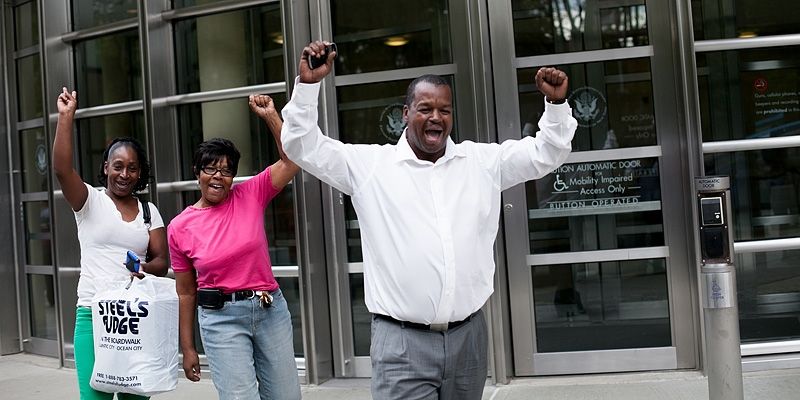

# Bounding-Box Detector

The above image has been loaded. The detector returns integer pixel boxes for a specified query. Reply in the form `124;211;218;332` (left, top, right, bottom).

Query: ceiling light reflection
384;36;409;47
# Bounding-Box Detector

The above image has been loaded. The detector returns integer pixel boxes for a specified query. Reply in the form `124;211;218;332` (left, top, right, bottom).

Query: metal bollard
701;263;743;400
695;176;743;400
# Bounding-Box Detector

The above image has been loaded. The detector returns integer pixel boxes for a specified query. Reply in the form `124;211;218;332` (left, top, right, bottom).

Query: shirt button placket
431;166;456;323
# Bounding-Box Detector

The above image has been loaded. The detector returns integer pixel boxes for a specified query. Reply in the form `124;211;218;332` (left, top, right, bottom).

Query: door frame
487;0;699;376
5;0;61;359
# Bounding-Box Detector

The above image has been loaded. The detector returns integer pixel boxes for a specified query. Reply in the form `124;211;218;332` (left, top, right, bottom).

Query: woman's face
104;145;140;198
197;157;234;206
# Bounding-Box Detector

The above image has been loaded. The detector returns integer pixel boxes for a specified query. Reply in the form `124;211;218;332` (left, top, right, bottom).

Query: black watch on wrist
546;97;566;105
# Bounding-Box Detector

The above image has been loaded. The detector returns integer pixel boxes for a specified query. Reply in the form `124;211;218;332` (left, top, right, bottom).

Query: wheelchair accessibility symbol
553;174;569;192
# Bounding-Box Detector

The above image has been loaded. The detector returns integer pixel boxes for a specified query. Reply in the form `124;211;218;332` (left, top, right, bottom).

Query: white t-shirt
75;183;164;307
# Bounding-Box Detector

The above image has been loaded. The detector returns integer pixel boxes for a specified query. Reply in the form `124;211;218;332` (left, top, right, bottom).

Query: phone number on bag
96;373;139;382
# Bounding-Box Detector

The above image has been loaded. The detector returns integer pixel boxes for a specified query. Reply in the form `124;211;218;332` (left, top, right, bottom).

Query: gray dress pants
370;309;488;400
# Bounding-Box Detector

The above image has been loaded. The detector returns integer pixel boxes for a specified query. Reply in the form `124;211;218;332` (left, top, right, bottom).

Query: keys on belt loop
259;291;273;308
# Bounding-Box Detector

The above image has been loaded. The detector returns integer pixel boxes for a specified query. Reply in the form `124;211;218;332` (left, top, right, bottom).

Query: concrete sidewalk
2;353;799;399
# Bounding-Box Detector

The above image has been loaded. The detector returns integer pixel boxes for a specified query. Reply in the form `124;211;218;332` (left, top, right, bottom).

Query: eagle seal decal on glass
379;102;407;143
568;86;607;128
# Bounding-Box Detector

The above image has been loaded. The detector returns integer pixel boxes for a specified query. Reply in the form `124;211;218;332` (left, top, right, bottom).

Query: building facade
1;0;799;384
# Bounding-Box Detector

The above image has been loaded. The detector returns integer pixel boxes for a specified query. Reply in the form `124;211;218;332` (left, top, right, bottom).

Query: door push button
700;197;724;226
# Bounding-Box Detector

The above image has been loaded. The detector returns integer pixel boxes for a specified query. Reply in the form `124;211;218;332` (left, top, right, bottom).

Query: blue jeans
198;289;301;400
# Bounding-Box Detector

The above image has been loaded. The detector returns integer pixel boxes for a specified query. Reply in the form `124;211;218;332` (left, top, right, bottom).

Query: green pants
74;307;149;400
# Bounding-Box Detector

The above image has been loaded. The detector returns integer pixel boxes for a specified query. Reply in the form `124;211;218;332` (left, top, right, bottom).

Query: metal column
695;176;743;400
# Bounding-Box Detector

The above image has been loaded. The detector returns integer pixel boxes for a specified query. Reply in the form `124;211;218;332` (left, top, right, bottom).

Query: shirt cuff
291;76;321;106
544;100;573;123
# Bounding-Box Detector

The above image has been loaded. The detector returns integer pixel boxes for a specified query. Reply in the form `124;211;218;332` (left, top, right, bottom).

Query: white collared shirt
282;80;577;324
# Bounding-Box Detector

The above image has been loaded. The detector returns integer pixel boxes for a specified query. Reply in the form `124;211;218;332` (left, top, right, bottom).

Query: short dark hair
97;137;151;193
405;74;451;106
192;138;241;177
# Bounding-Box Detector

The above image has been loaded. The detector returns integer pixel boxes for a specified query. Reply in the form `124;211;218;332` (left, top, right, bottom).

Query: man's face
403;82;453;162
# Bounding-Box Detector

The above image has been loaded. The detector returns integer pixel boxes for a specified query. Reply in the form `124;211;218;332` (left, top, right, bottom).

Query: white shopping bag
90;276;179;396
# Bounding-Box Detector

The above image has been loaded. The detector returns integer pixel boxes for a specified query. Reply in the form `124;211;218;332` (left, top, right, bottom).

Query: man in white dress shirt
282;41;578;400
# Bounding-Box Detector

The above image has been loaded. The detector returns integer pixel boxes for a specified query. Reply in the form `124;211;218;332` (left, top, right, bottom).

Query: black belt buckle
229;289;273;308
233;289;256;301
429;322;449;332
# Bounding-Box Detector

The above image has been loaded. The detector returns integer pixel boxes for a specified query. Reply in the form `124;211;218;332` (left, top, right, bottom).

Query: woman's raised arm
249;94;300;189
52;88;89;211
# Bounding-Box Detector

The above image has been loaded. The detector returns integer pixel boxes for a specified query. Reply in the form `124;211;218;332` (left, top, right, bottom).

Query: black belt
374;311;478;332
223;289;272;302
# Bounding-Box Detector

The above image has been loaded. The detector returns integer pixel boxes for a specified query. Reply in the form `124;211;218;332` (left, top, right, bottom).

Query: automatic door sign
569;87;607;128
379;103;407;143
553;174;569;192
540;159;657;212
704;273;734;309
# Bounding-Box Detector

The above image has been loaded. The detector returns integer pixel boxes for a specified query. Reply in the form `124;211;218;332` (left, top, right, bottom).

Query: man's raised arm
498;67;578;190
280;40;358;195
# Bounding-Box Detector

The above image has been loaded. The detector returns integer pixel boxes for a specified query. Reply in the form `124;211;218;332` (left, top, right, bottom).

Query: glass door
693;0;800;360
490;0;697;375
9;0;60;357
160;0;306;374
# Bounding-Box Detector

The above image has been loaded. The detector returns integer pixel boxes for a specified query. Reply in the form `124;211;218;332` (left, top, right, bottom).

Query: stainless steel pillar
695;176;743;400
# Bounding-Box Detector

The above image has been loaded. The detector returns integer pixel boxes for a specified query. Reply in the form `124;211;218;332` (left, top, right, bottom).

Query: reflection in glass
176;94;288;179
174;4;284;94
350;273;371;356
20;129;49;193
691;0;800;40
24;201;52;266
173;0;229;7
331;0;452;74
518;58;656;152
14;1;39;50
177;95;296;265
345;196;362;262
705;149;800;241
337;78;458;261
512;0;648;57
75;30;142;108
77;112;145;185
338;79;411;145
737;249;800;342
599;5;648;49
276;277;304;357
17;55;43;121
28;274;57;340
527;157;663;253
533;259;671;352
72;0;137;30
265;189;297;266
697;48;800;143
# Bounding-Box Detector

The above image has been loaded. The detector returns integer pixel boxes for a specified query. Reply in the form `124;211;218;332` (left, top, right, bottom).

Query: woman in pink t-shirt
168;95;301;400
